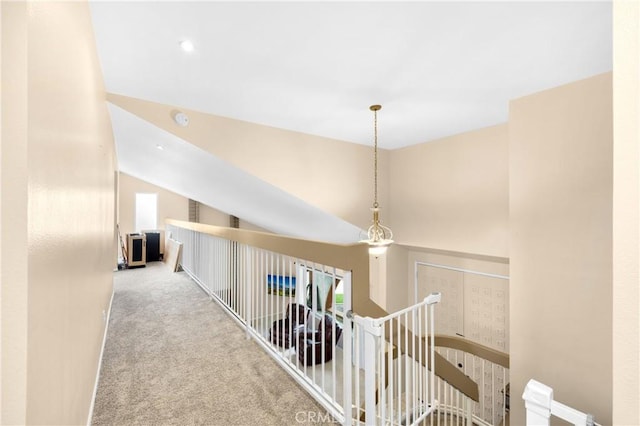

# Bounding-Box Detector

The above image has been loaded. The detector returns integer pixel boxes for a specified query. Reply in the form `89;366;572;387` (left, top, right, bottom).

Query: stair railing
350;293;441;425
522;379;599;426
433;335;510;425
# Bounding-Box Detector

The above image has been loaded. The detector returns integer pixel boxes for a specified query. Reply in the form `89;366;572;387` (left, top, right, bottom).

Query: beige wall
381;244;410;313
119;173;267;237
1;2;29;423
613;1;640;423
236;219;268;232
384;118;509;321
199;204;229;227
389;125;509;258
108;94;389;233
1;2;117;424
199;204;267;232
509;73;613;424
118;172;189;237
367;245;413;315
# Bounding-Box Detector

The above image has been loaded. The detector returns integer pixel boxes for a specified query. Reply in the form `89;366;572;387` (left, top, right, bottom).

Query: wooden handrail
166;218;369;281
384;324;481;402
434;334;510;368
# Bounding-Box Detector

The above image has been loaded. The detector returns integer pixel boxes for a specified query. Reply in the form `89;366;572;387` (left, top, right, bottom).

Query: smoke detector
173;111;189;127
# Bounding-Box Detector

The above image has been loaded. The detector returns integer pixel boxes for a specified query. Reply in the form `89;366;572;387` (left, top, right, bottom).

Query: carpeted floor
91;262;334;425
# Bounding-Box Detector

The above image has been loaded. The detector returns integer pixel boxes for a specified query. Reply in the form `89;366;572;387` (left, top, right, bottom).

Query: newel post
522;379;553;426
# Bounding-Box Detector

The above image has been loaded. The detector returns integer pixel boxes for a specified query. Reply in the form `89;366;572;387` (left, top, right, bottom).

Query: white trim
415;261;509;280
86;288;115;426
414;261;419;314
414;261;509;306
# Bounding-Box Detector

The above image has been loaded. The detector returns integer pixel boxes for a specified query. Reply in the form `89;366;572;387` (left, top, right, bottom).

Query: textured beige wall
509;73;613;425
237;219;269;232
613;1;640;423
108;94;389;233
389;125;509;258
199;205;267;232
199;204;230;227
118;172;189;237
383;244;409;313
1;2;29;423
1;2;117;424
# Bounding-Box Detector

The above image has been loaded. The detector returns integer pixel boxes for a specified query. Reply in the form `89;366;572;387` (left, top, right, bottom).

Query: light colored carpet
91;263;335;425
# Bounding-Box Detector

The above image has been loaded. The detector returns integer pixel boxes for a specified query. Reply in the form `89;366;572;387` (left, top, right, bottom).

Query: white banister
244;245;251;339
169;224;348;421
359;316;381;424
342;273;353;426
522;379;597;426
353;293;441;425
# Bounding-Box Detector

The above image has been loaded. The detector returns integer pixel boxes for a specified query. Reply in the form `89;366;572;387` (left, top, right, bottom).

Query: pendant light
360;104;393;256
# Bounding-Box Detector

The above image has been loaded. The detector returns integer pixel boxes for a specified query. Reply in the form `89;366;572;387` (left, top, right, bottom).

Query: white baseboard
86;288;115;426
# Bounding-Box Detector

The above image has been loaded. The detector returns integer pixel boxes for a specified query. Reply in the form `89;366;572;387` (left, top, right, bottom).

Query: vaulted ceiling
89;1;612;243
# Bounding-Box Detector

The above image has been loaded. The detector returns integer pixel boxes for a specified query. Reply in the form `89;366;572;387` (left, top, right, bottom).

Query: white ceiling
89;1;612;242
90;1;612;150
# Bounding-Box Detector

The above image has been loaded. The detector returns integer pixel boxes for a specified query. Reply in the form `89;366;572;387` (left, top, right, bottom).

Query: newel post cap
522;379;553;420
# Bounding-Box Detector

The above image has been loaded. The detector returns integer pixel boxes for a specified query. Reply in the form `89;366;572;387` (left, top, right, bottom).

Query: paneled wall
416;263;509;353
418;265;464;337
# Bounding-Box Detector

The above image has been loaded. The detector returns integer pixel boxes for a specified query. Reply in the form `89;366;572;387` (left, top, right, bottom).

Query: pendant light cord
372;105;380;209
361;104;393;250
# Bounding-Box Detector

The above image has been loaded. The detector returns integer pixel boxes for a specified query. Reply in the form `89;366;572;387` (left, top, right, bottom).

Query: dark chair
296;314;342;366
269;303;308;349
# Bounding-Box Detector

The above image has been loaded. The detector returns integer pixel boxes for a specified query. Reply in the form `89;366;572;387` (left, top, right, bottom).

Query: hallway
91;263;332;425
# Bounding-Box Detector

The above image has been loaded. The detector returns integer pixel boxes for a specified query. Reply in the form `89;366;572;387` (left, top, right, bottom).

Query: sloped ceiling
110;104;363;243
90;1;612;243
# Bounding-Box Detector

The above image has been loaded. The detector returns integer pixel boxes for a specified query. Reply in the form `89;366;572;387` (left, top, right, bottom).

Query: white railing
168;224;353;423
351;293;441;426
169;222;498;425
434;345;509;425
523;379;599;426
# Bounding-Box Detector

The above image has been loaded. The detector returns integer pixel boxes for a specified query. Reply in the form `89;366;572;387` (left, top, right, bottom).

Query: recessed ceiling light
179;39;194;53
156;144;164;151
